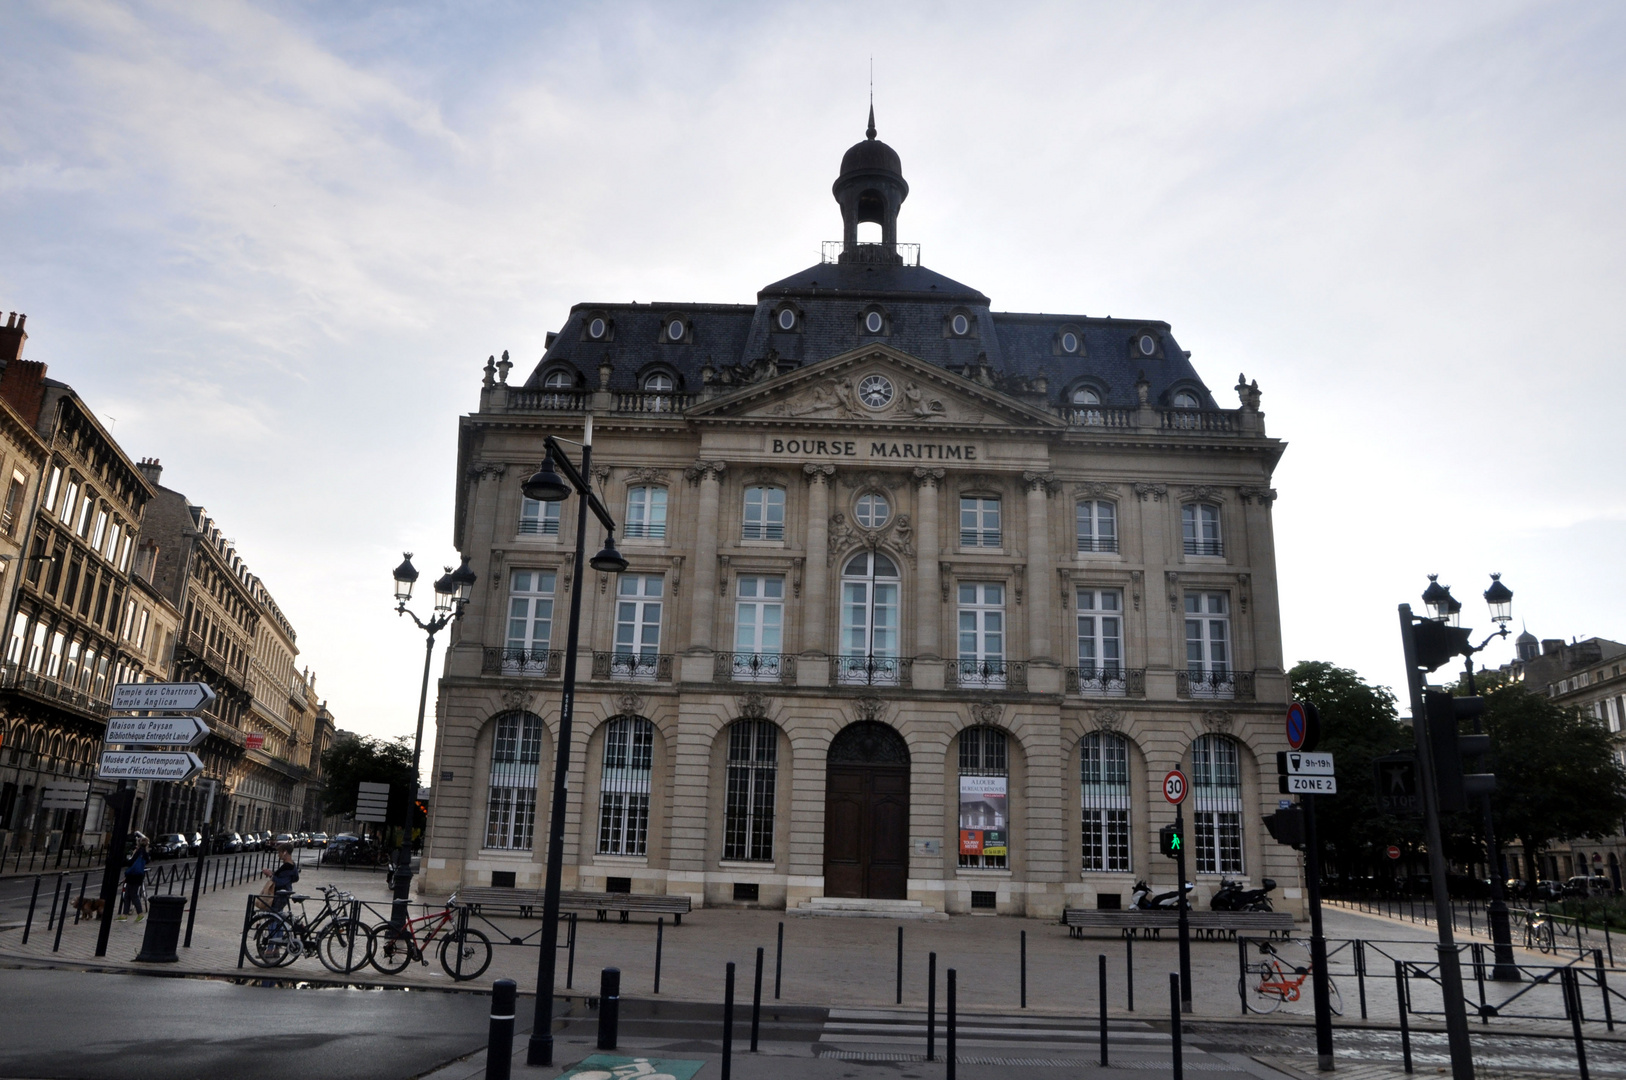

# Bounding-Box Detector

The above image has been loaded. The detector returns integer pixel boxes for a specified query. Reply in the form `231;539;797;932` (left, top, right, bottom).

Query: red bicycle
369;896;491;980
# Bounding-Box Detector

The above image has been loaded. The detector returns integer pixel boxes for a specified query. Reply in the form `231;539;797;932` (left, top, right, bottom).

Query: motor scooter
1211;877;1276;911
1130;879;1194;910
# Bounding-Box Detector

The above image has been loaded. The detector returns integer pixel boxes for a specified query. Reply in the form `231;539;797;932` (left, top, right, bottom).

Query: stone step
794;896;948;919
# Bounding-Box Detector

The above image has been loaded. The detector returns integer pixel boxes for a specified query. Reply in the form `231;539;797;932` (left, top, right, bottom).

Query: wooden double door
824;763;910;899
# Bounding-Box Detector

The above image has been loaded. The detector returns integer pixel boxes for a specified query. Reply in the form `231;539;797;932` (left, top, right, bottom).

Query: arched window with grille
958;726;1009;869
724;720;777;861
1191;734;1243;874
484;713;542;850
598;716;655;855
1081;732;1131;872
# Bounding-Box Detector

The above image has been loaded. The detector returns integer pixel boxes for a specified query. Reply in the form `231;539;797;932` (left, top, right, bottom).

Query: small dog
71;895;105;920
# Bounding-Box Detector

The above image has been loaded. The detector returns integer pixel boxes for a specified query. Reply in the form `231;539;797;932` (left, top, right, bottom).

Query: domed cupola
833;105;909;264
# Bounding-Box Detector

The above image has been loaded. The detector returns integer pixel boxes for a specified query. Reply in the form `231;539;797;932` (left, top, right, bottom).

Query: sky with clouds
1;1;1622;745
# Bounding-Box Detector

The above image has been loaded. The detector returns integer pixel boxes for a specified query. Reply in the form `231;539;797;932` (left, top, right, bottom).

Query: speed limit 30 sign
1163;769;1188;805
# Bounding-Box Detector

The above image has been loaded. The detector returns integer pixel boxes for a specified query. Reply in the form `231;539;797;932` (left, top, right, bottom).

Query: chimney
136;457;164;487
0;313;27;365
0;356;48;426
1542;638;1564;656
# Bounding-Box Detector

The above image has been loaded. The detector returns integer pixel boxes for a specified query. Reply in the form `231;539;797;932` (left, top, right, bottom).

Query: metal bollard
1596;949;1615;1032
74;874;88;924
1356;938;1367;1020
775;921;784;999
1098;954;1109;1067
751;946;764;1052
722;960;735;1080
1396;961;1412;1074
654;916;663;994
927;951;937;1061
1126;933;1134;1011
52;877;69;953
1566;968;1591;1080
597;968;620;1051
486;979;516;1080
1020;930;1027;1008
896;925;903;1004
567;912;578;988
21;875;40;944
47;872;64;931
947;967;957;1080
1170;972;1183;1080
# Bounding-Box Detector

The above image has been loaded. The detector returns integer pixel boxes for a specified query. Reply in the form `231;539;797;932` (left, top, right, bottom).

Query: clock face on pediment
857;374;894;410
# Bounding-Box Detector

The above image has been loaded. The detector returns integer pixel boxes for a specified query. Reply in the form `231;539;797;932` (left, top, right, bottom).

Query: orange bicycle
369;895;491;980
1242;940;1343;1015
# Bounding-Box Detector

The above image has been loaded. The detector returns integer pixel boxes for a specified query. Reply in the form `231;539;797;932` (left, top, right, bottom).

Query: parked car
1562;875;1616;898
273;833;295;849
321;836;378;865
1531;880;1565;902
310;832;329;848
187;832;204;856
214;831;242;854
152;833;189;859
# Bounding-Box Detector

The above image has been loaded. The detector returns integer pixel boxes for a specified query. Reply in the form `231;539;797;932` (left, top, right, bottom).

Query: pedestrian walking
118;838;150;921
260;842;300;913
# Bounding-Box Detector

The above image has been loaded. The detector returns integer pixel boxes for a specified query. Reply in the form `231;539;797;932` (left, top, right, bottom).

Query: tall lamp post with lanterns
518;416;628;1068
1422;572;1519;980
388;553;476;925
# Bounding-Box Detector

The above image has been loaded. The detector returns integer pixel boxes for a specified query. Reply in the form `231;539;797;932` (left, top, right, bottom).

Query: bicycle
1240;939;1343;1015
1523;909;1556;953
369;894;491;981
247;885;375;974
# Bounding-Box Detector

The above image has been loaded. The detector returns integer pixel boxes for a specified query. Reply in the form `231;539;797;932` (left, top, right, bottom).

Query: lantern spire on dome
867;102;876;141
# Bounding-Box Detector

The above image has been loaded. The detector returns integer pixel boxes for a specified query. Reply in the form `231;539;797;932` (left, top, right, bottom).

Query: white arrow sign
1276;751;1336;776
1280;774;1338;795
106;716;211;747
110;682;216;714
99;751;204;782
40;782;90;810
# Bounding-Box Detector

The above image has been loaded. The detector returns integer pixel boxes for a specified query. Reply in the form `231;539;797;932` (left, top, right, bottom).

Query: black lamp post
388;551;474;926
522;418;627;1068
1424;572;1519;980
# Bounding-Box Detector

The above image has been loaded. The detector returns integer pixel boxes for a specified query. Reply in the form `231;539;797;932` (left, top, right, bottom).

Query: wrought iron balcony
959;529;1001;548
482;647;563;678
1066;666;1146;698
1075;536;1119;554
1183;538;1224;557
593;651;673;682
0;660;110;721
1177;669;1256;701
947;659;1027;692
713;652;796;684
831;655;913;688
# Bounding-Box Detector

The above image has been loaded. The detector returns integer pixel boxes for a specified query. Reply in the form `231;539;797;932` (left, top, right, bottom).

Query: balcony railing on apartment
613;392;688;414
959;530;1001;548
1161;409;1238;433
180;630;248;685
1075;536;1119;554
740;523;785;542
517;518;561;537
0;660;110;719
505;390;591;411
1065;666;1146;698
832;655;913;688
1065;407;1137;429
713;652;795;684
1176;669;1256;701
946;659;1026;692
592;651;673;682
1183;539;1224;557
482;647;563;678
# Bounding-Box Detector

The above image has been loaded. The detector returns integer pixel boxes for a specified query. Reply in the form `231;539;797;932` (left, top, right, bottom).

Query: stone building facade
423;123;1296;917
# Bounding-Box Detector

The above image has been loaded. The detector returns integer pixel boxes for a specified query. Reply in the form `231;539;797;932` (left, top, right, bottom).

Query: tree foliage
320;734;417;827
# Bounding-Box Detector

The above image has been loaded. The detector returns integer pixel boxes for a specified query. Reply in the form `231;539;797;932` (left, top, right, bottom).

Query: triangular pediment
686;345;1064;430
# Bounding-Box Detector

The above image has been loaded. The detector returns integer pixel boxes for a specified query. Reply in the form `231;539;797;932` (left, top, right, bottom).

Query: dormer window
776;307;797;331
1060;331;1080;354
1173;390;1200;409
861;308;888;336
1071;387;1100;406
665;318;687;342
588;317;607;340
950;313;971;337
644;372;675;393
543;369;573;390
1137;333;1158;357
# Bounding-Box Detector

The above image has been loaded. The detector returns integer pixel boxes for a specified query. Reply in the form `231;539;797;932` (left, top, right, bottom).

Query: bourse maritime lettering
772;438;978;461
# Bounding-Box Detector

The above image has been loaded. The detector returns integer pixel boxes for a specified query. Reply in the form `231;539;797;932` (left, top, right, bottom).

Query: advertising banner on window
959;775;1008;857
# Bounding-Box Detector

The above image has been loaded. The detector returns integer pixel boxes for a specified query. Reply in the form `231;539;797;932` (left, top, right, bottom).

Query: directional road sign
40;781;90;810
111;682;216;714
105;716;210;747
1279;774;1337;795
99;751;204;782
355;781;392;823
1276;751;1335;776
1163;769;1188;805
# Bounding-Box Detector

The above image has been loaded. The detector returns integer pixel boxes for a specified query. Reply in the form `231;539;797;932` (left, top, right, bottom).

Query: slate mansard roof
521;123;1220;412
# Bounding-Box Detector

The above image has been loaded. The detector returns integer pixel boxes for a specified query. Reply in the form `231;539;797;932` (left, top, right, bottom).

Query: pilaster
800;465;834;657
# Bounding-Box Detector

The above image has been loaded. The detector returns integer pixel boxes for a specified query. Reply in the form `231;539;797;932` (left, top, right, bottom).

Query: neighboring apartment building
1504;631;1626;887
300;674;334;831
422;121;1295;918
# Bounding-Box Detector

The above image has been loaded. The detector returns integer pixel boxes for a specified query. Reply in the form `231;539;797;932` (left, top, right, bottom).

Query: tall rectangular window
519;497;561;536
1081;732;1131;872
625;486;667;539
505;570;556;673
960;496;1001;547
1182;503;1223;556
956;582;1006;688
43;466;60;516
613;575;663;679
1076;500;1117;553
724;720;777;861
8;614;28;665
958;727;1009;869
76;491;94;538
91;509;107;551
485;714;541;850
0;472;25;537
58;480;77;524
1192;735;1243;874
1185;593;1231;695
598;717;654;855
1075;588;1124;694
742;487;786;541
27;622;46;673
731;576;784;681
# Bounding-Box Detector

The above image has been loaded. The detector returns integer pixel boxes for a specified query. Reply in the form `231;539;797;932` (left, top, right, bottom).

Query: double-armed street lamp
518;415;629;1068
388;552;476;925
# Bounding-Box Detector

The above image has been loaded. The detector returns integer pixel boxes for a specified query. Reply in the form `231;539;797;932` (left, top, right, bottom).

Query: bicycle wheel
1538;923;1555;954
247;913;299;968
369;922;416;975
439;927;492;981
1326;977;1343;1016
1241;970;1283;1014
318;919;375;975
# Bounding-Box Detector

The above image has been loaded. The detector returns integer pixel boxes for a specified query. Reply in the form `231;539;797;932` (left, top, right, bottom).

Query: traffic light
1423;690;1494;814
1264;806;1304;849
1412;618;1474;673
1159;824;1183;858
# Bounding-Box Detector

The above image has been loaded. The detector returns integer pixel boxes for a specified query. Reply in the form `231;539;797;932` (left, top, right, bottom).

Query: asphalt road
0;967;493;1080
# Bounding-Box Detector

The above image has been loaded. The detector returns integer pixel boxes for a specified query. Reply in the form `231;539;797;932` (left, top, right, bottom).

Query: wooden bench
456;887;692;924
1062;909;1294;940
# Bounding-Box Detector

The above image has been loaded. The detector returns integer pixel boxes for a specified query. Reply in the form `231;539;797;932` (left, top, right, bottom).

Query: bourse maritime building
423;121;1296;919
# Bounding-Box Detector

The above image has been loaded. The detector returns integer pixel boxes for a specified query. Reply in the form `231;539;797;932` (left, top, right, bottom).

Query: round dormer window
544;369;573;390
1138;334;1157;356
951;313;970;336
1060;331;1079;354
865;311;884;334
667;319;685;342
588;317;606;340
777;308;796;331
1173;390;1200;409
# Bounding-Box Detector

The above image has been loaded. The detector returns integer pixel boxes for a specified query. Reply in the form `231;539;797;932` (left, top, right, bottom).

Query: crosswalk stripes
818;1006;1174;1054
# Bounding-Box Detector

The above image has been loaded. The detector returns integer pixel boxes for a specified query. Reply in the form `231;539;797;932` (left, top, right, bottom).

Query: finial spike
867;103;876;140
867;58;877;140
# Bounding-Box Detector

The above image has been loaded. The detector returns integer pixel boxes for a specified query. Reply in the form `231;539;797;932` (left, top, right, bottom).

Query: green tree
319;734;419;838
1288;661;1417;880
1480;683;1626;882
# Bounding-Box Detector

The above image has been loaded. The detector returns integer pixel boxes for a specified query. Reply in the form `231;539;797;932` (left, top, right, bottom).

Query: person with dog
118;838;150;921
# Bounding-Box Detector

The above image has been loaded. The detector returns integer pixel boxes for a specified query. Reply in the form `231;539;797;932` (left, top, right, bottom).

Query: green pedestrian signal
1159;824;1182;858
